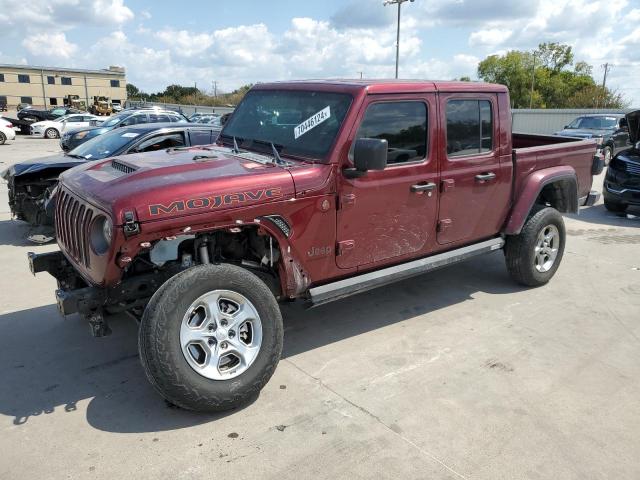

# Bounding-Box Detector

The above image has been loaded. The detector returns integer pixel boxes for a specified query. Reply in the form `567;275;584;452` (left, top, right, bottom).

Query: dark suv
604;110;640;213
554;114;631;164
60;109;189;151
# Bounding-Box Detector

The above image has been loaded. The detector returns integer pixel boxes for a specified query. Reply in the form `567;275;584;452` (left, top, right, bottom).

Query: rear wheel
138;263;283;412
604;198;627;213
505;206;566;287
45;128;59;139
0;132;5;145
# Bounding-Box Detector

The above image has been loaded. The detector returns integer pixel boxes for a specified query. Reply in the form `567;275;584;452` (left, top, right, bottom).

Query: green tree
477;43;628;109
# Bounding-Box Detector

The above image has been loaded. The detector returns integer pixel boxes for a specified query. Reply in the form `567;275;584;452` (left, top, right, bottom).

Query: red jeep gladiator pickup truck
29;80;603;411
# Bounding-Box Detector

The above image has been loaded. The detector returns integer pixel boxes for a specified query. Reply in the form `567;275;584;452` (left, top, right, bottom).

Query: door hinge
441;179;455;193
338;193;356;210
336;240;355;256
437;219;452;232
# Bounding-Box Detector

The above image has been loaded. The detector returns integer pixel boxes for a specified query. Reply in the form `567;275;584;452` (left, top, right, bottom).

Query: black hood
554;128;611;138
1;154;87;179
626;110;640;145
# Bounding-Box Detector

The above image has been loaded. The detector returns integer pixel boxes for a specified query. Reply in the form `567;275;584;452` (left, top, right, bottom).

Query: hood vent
111;159;137;174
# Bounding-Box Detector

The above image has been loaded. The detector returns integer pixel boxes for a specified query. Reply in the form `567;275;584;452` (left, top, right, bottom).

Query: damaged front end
28;250;180;337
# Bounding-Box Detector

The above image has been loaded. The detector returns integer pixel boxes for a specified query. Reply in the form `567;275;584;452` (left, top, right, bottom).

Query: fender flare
504;166;578;235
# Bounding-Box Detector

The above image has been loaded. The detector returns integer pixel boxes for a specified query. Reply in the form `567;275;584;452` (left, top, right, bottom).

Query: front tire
138;264;283;412
45;128;59;139
604;198;626;213
602;145;612;166
505;206;566;287
0;132;5;145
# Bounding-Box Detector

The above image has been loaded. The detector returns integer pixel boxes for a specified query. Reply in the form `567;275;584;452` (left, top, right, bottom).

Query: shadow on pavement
0;219;55;247
567;204;640;228
0;252;524;434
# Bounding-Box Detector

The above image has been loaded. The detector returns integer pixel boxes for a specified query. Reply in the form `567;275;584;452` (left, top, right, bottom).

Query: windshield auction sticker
294;106;331;139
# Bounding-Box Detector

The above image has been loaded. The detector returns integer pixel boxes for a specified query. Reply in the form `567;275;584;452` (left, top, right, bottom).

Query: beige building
0;64;127;109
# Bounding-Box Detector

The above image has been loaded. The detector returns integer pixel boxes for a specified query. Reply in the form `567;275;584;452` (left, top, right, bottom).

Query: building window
50;98;58;106
0;73;4;82
20;97;33;105
0;96;7;106
110;79;120;87
61;77;72;85
446;100;494;157
18;74;30;83
48;76;55;84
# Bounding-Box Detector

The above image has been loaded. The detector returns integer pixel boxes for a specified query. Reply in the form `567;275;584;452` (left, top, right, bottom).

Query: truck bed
512;132;598;203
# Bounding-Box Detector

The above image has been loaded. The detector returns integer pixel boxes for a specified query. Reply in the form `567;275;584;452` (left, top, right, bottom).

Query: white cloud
22;32;78;59
92;0;134;24
469;28;513;47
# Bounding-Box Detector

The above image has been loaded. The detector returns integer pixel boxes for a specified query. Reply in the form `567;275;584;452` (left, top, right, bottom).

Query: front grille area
111;159;137;174
55;188;95;268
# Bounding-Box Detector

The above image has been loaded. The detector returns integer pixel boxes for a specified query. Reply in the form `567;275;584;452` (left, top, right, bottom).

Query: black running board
308;237;505;307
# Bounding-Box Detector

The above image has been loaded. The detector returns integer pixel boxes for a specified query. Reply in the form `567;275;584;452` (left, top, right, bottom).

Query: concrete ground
0;136;639;480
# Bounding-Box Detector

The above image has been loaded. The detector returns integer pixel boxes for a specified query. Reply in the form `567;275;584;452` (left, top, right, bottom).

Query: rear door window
446;100;493;157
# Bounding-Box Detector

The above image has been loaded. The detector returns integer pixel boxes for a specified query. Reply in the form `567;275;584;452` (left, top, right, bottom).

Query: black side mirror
344;138;388;178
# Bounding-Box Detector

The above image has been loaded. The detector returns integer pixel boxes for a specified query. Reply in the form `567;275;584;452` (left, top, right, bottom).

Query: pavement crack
283;358;469;480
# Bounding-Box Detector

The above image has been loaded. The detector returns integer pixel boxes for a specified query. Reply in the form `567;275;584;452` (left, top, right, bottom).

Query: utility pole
529;54;536;109
212;80;218;98
383;0;414;79
600;63;611;109
357;71;364;79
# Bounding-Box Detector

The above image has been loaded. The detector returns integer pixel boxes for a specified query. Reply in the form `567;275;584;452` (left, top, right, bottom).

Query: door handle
475;172;496;182
410;182;437;193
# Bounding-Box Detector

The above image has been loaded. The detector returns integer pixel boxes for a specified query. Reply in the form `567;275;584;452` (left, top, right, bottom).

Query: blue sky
1;0;639;104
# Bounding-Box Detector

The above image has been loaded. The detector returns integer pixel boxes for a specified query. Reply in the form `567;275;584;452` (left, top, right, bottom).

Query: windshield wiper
65;153;87;159
232;136;240;154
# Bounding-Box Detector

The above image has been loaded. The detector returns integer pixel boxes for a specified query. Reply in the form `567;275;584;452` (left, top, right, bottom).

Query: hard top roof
253;79;508;94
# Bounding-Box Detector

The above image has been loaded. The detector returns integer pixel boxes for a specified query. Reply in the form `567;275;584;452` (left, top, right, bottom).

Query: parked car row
61;108;189;150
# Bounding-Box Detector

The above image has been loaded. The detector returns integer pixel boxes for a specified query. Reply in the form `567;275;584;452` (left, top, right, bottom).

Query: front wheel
138;264;283;412
505;206;566;287
604;198;626;213
45;128;59;139
602;146;612;166
0;132;5;145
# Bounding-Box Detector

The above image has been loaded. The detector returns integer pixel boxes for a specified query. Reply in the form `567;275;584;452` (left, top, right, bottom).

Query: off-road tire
0;132;5;145
138;263;283;412
602;145;613;166
604;198;626;213
45;128;59;139
505;206;565;287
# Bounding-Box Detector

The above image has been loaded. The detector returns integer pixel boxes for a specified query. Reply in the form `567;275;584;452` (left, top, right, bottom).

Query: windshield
70;128;140;160
567;116;618;130
54;115;70;123
221;90;352;160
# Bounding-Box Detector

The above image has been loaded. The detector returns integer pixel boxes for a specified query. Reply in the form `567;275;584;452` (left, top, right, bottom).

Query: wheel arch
504;166;578;235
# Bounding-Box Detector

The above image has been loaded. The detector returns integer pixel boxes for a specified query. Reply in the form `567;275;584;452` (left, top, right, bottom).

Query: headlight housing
74;131;89;139
595;136;604;145
90;215;112;255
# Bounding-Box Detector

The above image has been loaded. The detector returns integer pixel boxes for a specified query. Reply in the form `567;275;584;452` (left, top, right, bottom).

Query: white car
30;114;99;139
0;118;16;145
